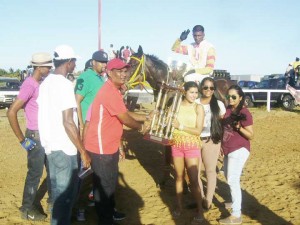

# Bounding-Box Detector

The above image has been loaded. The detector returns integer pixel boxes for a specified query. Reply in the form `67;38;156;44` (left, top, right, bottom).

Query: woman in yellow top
171;81;205;222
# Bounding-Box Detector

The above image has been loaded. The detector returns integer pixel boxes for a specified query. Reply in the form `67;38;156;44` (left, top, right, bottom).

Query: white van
0;77;20;107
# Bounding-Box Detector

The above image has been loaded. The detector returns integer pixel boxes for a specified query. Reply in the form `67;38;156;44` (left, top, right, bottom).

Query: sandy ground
0;106;299;225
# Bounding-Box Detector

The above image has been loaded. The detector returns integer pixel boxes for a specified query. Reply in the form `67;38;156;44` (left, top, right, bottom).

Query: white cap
53;45;80;60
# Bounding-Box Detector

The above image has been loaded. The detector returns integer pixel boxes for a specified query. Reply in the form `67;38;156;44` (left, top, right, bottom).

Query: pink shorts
171;145;200;158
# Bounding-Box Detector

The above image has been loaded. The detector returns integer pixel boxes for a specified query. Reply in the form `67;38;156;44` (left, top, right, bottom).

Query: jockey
171;25;216;84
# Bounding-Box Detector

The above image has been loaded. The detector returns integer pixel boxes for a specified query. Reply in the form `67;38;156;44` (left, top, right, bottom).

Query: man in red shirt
84;58;150;225
122;46;131;63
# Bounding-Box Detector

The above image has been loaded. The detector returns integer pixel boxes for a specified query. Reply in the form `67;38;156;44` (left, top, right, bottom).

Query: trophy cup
144;82;184;145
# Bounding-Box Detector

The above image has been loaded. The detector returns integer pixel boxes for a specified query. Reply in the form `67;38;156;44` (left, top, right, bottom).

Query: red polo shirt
85;80;127;155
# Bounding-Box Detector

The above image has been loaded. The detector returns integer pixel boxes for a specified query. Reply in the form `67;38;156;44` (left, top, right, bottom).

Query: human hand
147;110;158;121
20;138;36;151
219;148;224;157
172;119;180;129
119;148;126;162
179;29;190;41
232;121;241;131
139;121;151;135
81;151;91;169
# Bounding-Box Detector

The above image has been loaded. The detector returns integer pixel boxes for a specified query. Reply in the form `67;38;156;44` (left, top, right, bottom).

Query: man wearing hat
74;51;108;221
37;45;91;225
83;58;152;225
7;52;53;221
75;50;108;131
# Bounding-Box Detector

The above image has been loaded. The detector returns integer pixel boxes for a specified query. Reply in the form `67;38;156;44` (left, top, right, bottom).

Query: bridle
126;54;153;90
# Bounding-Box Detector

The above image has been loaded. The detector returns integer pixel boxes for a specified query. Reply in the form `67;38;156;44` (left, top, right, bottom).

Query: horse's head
127;45;168;91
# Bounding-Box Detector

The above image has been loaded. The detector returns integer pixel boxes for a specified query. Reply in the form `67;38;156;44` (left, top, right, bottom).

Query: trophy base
143;133;174;146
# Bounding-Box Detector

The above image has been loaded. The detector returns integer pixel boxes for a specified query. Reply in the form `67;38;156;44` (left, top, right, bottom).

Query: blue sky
0;0;299;75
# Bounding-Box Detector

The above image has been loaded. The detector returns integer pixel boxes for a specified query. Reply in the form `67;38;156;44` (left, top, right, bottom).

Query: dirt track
0;107;299;225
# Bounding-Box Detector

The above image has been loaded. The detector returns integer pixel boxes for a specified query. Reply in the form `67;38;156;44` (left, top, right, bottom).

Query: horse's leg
157;146;173;188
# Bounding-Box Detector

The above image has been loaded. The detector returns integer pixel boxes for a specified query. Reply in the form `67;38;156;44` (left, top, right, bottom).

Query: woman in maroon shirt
219;85;254;225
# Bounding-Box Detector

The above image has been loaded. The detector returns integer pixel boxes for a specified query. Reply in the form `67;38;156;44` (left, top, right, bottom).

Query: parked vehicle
238;80;259;89
0;77;20;107
243;75;300;110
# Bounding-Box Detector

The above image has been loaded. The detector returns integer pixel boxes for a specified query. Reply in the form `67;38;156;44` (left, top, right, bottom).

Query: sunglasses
226;95;238;100
202;86;215;91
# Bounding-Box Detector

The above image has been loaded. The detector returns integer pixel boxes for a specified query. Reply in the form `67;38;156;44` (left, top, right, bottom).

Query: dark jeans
21;129;51;211
89;151;119;225
47;151;78;225
73;155;93;210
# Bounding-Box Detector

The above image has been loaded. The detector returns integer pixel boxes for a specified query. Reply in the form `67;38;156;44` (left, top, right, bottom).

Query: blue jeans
21;129;51;211
224;147;249;217
47;151;79;225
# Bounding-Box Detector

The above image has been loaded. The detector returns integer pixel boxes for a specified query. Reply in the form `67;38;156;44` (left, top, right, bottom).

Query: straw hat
31;52;53;67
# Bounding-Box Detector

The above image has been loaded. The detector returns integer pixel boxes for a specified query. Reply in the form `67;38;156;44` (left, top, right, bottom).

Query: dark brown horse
126;45;235;105
124;46;236;186
126;46;169;95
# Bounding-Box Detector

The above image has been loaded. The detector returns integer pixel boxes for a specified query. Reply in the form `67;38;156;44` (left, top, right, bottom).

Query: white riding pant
183;73;210;84
224;147;249;217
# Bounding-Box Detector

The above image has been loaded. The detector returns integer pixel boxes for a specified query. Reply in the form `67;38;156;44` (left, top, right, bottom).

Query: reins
126;55;153;90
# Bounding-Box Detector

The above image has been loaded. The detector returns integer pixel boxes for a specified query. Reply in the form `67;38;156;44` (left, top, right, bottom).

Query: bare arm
127;110;157;122
117;112;143;130
82;120;90;145
237;124;254;140
63;108;91;168
173;104;204;136
7;99;25;142
127;112;146;122
75;94;84;129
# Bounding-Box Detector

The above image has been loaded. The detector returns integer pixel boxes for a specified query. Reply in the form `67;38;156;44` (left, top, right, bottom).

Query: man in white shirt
37;45;91;225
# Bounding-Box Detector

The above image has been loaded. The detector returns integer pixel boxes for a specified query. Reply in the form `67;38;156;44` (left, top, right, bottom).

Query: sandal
172;209;182;219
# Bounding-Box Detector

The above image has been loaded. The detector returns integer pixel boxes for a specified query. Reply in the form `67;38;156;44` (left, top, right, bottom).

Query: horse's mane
146;54;168;71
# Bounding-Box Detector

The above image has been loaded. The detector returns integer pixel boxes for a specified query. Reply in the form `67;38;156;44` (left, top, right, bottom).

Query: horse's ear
137;45;143;55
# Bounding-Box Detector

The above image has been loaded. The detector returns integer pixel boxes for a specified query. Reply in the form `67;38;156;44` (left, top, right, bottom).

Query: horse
125;45;235;105
122;46;236;187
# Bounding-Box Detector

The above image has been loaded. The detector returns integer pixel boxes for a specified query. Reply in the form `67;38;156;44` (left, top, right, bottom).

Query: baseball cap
84;59;93;70
54;45;80;60
92;50;108;62
31;52;53;67
107;58;130;71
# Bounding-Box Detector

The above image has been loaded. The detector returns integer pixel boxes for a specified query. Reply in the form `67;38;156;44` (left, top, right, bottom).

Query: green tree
9;67;14;74
0;68;8;76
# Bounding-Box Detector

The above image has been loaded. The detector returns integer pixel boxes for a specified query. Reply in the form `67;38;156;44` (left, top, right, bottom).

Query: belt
200;136;210;141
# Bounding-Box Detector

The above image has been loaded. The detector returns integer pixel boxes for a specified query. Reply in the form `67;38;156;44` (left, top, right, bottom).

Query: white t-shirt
196;99;226;137
108;47;116;60
37;74;78;155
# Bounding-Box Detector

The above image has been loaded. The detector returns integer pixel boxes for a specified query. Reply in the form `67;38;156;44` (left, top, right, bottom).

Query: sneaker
113;209;126;221
20;208;47;221
76;209;86;222
219;215;242;225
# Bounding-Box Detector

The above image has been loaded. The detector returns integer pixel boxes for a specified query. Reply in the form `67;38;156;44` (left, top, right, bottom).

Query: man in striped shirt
172;25;216;84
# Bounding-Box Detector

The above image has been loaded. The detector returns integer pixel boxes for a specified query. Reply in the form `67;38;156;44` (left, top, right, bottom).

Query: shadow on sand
123;129;293;225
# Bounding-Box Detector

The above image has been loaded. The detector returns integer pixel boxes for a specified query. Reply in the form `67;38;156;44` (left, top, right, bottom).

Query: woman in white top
196;77;226;210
